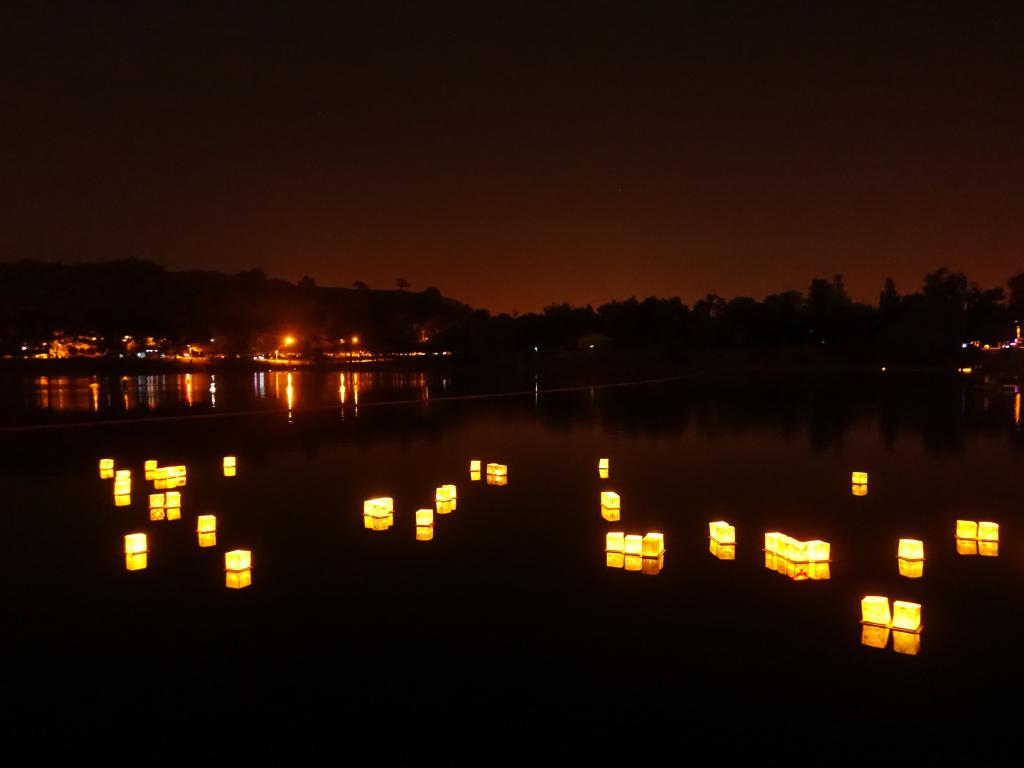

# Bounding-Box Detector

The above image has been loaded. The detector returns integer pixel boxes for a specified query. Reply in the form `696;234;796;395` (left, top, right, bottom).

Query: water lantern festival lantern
709;521;735;544
861;596;892;626
898;539;924;561
124;533;148;571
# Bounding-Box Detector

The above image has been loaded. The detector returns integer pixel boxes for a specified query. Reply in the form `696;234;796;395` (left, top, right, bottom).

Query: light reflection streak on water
286;372;294;423
185;373;193;407
1015;391;1020;428
209;374;217;408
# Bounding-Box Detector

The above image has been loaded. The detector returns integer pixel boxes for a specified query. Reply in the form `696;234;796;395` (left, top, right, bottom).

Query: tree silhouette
396;278;410;291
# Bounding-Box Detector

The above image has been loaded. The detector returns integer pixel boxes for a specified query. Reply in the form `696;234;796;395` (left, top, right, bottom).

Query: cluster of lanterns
762;532;831;581
152;465;187;489
851;470;868;497
605;532;666;574
113;469;131;506
148;491;182;521
362;485;461;539
860;596;922;655
708;521;735;560
955;519;1000;556
468;460;508;485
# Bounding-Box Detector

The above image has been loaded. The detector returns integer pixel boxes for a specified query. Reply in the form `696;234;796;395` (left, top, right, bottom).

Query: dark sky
2;2;1023;312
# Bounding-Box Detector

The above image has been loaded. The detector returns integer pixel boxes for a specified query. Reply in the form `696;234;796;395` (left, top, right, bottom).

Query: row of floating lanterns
469;461;508;486
598;461;666;574
861;596;923;654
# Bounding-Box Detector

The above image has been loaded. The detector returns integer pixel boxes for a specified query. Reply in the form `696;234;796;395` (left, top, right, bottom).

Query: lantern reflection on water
623;554;643;572
892;601;922;632
898;559;924;578
599;468;609;479
225;550;251;571
601;507;620;522
956;539;979;556
861;624;890;649
224;466;236;477
436;500;456;515
114;494;131;507
470;470;482;482
198;532;217;548
808;562;831;580
641;555;664;576
606;552;624;569
125;552;148;571
977;522;999;541
955;520;978;539
149;508;166;521
486;473;507;486
892;630;921;656
364;514;394;531
709;539;736;560
364;498;394;518
898;539;924;560
416;526;434;541
861;596;891;626
709;521;735;544
226;569;252;589
851;484;867;496
979;541;999;557
166;507;181;521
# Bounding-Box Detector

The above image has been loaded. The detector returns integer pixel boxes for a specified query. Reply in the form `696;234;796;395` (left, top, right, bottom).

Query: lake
3;368;1023;735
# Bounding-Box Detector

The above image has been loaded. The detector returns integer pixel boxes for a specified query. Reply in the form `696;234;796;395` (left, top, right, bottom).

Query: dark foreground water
3;370;1023;737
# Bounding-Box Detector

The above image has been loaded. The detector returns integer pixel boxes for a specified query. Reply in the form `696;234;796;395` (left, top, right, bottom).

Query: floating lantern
977;522;999;541
892;630;921;656
956;539;978;556
124;533;148;554
149;493;165;509
436;500;456;515
764;532;782;553
851;484;867;497
788;539;809;563
165;491;181;508
197;515;216;533
225;550;251;571
606;552;624;569
623;535;643;556
600;492;620;510
226;569;252;589
149;508;165;521
809;562;831;580
898;559;924;578
709;540;735;560
955;520;978;539
601;507;620;522
470;460;481;473
436;484;457;502
979;542;999;557
114;495;131;507
642;533;665;557
144;459;157;471
709;521;735;544
223;456;236;469
641;555;664;576
892;601;922;632
623;554;642;572
898;539;924;560
486;463;507;477
861;596;891;626
470;470;481;482
363;497;394;518
99;458;115;471
861;624;890;649
416;508;434;527
605;532;625;552
114;479;131;495
198;532;217;548
852;471;868;485
598;458;610;471
486;473;507;486
806;540;831;561
364;513;394;531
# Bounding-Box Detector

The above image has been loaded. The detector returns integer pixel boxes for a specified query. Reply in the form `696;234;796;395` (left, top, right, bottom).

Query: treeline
0;259;1021;361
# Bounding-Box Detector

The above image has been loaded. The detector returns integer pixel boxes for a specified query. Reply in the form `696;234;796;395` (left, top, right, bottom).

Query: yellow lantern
788;539;809;563
124;533;148;554
599;468;609;479
115;494;131;507
898;559;923;578
113;480;131;496
898;539;924;560
709;540;736;560
416;526;434;541
806;540;831;562
956;539;978;556
470;460;481;472
435;484;457;502
764;532;782;553
198;532;217;548
708;521;735;544
852;471;868;485
416;508;434;526
598;458;610;471
149;493;165;509
224;550;251;571
861;624;890;649
764;552;779;572
165;491;181;508
125;552;148;571
223;456;236;469
851;484;867;497
100;468;114;479
436;500;455;515
226;569;252;589
979;542;999;557
891;601;922;632
955;520;978;539
642;533;665;557
470;470;482;482
485;463;507;477
606;552;624;569
600;491;620;510
149;508;166;521
861;596;891;626
623;554;642;572
197;514;216;533
809;562;831;580
601;507;620;522
623;535;643;556
486;474;507;487
977;521;999;541
144;459;157;471
892;630;921;656
172;465;187;477
99;458;115;471
224;466;236;477
605;532;625;552
641;555;664;576
363;497;394;518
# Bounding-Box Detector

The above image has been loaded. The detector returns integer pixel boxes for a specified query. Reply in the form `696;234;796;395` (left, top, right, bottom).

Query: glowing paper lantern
99;459;114;471
709;521;735;544
979;542;999;557
224;550;251;571
788;539;809;563
892;601;922;632
113;480;131;496
470;470;482;482
641;555;664;576
416;508;434;526
165;491;181;508
898;559;923;578
115;469;131;481
435;484;457;502
198;532;217;548
892;630;921;656
606;552;624;568
598;458;610;471
861;624;889;649
623;535;643;556
197;515;216;533
363;497;394;518
852;471;868;485
601;507;620;522
144;460;157;471
806;540;831;561
600;492;620;510
125;553;148;571
764;532;782;553
898;539;924;560
124;533;148;554
641;533;665;557
149;508;165;521
605;532;625;552
861;596;891;626
709;540;735;560
416;526;434;541
223;456;236;469
977;521;999;541
956;520;978;539
226;569;252;589
956;539;978;556
851;484;867;497
149;493;165;509
485;463;507;477
470;460;481;473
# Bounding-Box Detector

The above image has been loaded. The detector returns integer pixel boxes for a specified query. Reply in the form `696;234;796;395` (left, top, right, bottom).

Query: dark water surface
3;370;1024;735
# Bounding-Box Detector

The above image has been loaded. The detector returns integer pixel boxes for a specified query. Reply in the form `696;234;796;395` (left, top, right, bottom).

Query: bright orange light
283;336;296;346
351;336;360;345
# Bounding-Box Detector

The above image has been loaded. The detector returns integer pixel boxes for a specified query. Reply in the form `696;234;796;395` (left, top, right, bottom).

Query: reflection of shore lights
898;539;924;560
861;596;891;626
641;533;665;557
977;522;999;541
709;540;736;560
892;601;922;632
605;532;625;552
709;521;735;544
225;550;251;571
416;508;434;526
955;520;978;539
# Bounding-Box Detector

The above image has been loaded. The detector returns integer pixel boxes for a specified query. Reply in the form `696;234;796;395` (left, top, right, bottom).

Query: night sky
3;2;1023;312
